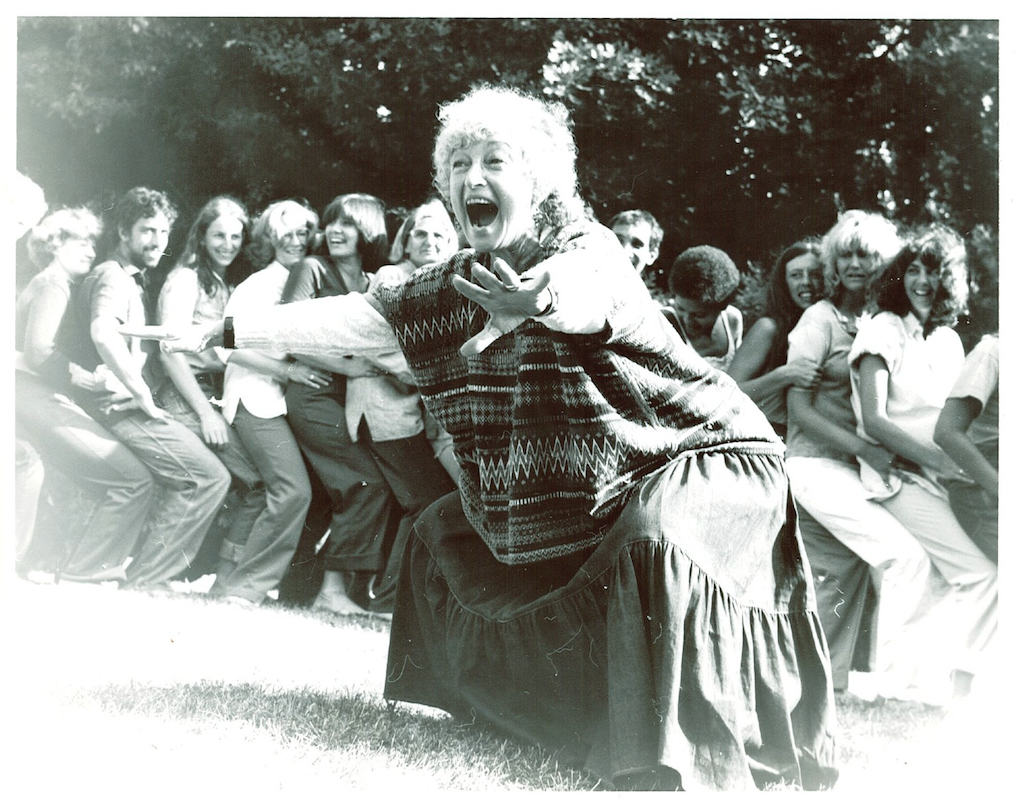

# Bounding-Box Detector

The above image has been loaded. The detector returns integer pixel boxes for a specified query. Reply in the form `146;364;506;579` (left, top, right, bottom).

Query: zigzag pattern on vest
478;434;625;490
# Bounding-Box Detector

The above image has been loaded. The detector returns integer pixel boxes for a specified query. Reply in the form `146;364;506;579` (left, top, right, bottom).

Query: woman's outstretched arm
158;291;401;358
728;317;821;399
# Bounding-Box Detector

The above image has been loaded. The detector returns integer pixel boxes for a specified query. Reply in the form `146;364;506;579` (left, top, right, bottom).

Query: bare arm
787;385;895;480
728;318;822;400
934;396;997;497
225;350;332;389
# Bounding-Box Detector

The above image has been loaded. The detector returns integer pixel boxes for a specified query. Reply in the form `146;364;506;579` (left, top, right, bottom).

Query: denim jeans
219;404;312;602
154;378;266;573
17;371;154;582
88;404;231;588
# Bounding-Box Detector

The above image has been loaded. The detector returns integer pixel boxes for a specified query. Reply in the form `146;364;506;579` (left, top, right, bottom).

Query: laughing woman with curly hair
159;85;837;791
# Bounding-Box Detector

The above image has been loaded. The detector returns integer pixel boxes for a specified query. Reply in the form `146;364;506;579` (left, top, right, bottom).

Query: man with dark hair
608;209;663;275
66;187;231;591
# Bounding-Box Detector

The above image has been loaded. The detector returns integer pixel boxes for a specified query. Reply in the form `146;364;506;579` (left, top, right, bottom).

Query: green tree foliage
17;17;997;308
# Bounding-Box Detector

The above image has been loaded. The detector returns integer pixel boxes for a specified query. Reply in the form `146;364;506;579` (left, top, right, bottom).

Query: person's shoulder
868;309;904;331
747;316;781;341
552;217;619;250
164;264;198;281
968;333;999;366
797;299;834;326
374;264;410;286
160;264;199;291
87;258;133;288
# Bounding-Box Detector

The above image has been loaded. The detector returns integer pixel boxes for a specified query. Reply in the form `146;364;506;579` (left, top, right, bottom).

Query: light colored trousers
788;456;997;684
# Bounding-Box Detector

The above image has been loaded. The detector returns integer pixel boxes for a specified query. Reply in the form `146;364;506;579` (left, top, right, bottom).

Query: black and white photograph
3;9;1014;799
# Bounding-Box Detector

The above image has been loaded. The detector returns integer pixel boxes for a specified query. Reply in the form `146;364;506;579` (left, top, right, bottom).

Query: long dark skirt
383;446;839;791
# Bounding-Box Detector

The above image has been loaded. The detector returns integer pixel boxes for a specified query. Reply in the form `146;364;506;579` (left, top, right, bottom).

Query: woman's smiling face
272;210;312;268
904;257;940;321
204;214;244;270
448;139;535;254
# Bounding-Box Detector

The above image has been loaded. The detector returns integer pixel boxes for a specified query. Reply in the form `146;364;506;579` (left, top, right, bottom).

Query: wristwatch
223;316;235;349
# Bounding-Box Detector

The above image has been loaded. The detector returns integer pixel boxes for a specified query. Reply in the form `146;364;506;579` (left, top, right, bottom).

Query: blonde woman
15;207;153;582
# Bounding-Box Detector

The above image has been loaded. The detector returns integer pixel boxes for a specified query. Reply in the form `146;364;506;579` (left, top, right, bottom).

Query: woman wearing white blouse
216;200;332;605
849;224;996;697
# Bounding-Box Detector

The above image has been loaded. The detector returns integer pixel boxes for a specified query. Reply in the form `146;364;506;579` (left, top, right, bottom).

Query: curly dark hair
874;223;969;336
111;187;178;240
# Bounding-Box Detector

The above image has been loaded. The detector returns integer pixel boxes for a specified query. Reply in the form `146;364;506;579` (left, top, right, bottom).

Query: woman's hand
284;362;333;388
452;256;552;356
199;410;232;448
783;358;823;389
858;442;896;489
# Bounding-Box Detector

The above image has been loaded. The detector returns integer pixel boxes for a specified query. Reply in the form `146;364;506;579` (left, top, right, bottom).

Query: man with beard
66;187;231;591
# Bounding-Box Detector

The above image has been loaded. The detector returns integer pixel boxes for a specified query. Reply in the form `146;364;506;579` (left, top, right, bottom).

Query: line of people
614;205;999;704
14;84;1000;789
14;186;461;618
15;163;997;705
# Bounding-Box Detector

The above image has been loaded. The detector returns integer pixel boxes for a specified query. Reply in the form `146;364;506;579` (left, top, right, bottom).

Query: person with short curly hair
662;244;744;372
16;206;154;583
161;84;838;791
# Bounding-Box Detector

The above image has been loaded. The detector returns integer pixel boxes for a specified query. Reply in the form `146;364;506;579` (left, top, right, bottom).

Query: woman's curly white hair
432;84;586;232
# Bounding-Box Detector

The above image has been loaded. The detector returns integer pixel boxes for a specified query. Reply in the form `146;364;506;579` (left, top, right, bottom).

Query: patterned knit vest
374;221;779;564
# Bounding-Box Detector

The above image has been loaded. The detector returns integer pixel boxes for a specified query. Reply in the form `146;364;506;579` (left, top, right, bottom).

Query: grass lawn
1;574;1012;800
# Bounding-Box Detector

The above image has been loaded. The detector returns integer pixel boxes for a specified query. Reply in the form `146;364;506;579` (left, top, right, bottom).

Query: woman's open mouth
466;199;498;228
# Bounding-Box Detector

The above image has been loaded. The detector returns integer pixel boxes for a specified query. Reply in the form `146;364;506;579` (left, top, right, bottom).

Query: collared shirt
785;300;861;463
219;261;291;424
69;246;150;374
849;310;965;494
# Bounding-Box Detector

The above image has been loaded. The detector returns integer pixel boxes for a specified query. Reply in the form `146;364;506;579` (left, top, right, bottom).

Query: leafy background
16;17;999;337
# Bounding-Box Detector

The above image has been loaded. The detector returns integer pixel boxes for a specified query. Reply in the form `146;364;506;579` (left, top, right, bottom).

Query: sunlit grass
1;574;1009;797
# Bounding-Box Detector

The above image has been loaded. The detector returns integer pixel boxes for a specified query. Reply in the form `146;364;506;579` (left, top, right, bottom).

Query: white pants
881;479;997;673
788;456;991;685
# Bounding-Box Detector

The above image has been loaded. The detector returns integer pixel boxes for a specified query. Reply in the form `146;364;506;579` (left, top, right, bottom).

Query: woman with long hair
154;195;278;603
849;223;996;696
727;238;825;437
15;207;154;583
